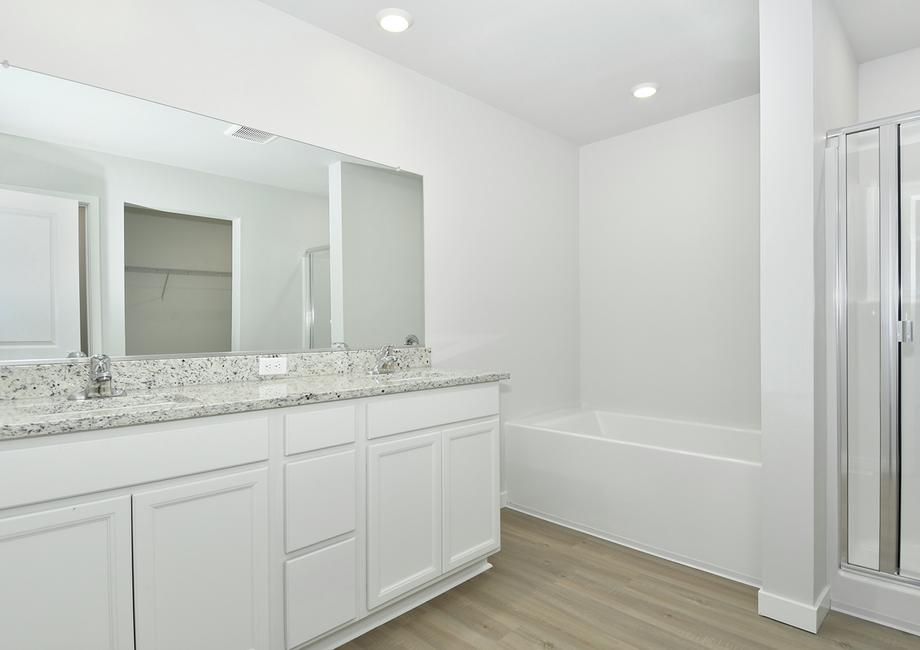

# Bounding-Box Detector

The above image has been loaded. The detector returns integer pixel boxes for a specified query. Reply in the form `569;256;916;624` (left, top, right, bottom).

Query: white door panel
132;469;270;650
0;496;134;650
366;431;441;608
443;419;500;571
0;187;81;358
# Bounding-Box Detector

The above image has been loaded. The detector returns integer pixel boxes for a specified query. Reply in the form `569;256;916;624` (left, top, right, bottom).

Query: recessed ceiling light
377;8;413;33
631;83;659;99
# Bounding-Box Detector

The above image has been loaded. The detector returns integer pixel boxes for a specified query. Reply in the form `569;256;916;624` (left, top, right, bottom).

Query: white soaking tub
505;409;761;584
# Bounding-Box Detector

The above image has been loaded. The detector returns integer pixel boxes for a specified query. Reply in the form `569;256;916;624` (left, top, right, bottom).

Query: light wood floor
344;509;920;649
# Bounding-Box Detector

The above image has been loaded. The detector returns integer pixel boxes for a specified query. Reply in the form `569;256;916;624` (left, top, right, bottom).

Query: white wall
858;46;920;122
578;95;760;429
0;0;580;423
0;132;329;354
329;162;424;349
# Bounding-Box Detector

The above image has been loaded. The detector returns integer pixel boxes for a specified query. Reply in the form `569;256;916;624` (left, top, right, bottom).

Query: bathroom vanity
0;366;506;650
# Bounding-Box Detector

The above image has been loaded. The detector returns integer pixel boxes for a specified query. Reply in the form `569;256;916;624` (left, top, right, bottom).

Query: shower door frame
832;109;920;585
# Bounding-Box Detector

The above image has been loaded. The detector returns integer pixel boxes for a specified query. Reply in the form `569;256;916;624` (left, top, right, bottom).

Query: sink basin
10;393;196;417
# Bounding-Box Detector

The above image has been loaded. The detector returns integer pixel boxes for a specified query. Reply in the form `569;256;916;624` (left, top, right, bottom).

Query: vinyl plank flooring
343;509;920;649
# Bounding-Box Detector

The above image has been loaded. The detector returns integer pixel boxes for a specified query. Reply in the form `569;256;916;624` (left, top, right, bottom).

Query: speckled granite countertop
0;369;509;440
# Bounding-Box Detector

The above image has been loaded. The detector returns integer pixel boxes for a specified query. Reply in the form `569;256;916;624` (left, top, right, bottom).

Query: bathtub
505;409;762;584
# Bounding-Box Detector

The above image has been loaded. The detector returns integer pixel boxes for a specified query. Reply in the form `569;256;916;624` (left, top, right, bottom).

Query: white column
757;0;830;633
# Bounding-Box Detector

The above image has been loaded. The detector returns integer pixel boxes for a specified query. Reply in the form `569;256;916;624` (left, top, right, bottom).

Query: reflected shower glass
846;128;881;571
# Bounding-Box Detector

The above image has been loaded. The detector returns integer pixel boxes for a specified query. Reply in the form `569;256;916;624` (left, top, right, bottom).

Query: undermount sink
11;393;196;417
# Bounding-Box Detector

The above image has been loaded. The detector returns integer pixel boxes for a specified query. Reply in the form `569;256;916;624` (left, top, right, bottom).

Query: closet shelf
124;265;231;278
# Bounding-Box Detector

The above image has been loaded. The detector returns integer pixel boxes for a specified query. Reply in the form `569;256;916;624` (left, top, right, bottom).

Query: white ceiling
834;0;920;63
261;0;759;144
0;66;371;195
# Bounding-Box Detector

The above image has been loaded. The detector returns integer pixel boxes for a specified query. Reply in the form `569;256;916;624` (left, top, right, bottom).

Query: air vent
223;124;277;144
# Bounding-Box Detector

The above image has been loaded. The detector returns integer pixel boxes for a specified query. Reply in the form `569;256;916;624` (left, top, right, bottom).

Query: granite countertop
0;368;509;440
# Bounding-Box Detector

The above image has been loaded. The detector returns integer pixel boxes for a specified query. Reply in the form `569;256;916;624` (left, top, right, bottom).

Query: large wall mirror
0;66;424;361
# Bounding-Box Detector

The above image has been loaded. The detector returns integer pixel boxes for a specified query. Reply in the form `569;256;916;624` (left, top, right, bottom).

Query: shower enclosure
833;112;920;582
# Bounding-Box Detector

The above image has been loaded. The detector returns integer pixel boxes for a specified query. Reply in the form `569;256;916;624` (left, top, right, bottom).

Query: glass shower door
840;114;920;583
845;128;883;571
900;120;920;579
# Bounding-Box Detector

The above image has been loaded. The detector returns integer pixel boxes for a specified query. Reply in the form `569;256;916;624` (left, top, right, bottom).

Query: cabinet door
367;431;441;608
443;419;501;571
0;496;133;650
133;469;269;650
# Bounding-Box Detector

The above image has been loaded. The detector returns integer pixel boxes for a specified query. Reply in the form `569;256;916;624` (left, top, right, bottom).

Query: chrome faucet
69;354;126;400
371;345;399;375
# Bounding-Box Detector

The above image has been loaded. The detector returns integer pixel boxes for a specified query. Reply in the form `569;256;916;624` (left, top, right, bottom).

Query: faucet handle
90;354;112;378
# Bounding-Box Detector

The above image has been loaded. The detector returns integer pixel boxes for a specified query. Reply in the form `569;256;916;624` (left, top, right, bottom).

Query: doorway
123;206;233;355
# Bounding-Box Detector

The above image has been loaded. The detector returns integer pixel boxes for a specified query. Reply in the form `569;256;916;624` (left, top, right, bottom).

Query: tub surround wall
0;347;430;401
578;95;760;430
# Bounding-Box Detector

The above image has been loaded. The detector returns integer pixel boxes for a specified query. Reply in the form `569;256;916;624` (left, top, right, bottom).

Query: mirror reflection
0;67;424;361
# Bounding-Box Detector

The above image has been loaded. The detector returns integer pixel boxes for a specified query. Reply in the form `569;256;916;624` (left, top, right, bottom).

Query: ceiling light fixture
631;83;659;99
377;8;413;33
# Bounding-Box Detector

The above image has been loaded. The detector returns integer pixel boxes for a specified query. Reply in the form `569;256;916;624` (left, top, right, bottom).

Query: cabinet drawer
366;383;499;439
285;450;356;553
0;416;269;510
285;538;357;648
284;404;356;455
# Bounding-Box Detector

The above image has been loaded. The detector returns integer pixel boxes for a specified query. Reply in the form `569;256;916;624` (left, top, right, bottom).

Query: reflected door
303;248;331;349
0;187;81;359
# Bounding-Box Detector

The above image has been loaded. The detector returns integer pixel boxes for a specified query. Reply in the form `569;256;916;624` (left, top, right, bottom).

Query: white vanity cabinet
365;384;501;611
0;380;502;650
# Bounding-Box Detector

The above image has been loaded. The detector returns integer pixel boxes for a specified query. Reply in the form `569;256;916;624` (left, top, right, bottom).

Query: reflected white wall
0;132;329;354
329;162;424;350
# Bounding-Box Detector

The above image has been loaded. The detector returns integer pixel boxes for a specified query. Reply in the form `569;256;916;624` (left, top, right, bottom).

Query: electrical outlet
258;355;288;376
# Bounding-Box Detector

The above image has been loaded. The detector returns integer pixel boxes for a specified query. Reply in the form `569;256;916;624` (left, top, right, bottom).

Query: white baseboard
830;567;920;637
506;503;761;587
757;585;831;634
304;560;492;649
832;600;920;637
500;490;509;507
